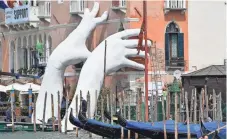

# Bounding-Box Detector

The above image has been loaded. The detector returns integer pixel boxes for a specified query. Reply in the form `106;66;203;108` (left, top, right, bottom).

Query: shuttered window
177;33;184;58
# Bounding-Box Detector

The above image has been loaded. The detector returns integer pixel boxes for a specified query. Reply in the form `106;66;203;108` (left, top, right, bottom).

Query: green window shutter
177;33;184;58
165;33;170;65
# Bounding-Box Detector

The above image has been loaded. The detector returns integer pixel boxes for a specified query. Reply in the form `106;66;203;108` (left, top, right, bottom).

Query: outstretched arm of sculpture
62;29;152;131
34;2;108;123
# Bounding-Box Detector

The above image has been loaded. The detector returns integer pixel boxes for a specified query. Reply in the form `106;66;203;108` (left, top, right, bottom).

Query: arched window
165;21;184;67
17;37;24;71
0;41;2;71
23;36;28;70
9;41;15;73
28;35;32;69
48;35;52;56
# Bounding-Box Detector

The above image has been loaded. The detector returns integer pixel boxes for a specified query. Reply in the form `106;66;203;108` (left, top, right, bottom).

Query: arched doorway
9;41;15;73
165;21;184;69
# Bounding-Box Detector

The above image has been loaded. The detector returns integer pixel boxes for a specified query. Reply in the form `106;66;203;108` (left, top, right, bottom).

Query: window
58;0;63;4
9;41;15;73
165;22;184;66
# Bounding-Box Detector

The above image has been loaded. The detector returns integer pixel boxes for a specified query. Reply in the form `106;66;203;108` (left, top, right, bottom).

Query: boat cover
202;121;226;139
126;120;203;138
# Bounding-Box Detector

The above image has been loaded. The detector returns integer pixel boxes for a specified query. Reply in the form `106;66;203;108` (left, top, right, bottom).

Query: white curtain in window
171;34;178;58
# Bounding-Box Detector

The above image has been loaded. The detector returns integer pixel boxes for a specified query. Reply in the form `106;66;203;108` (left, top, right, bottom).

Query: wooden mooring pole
193;89;197;123
51;94;55;131
42;92;47;132
162;95;167;139
185;91;191;139
174;93;178;139
10;87;15;132
75;94;78;137
57;91;61;132
128;92;131;139
87;91;92;137
33;94;36;132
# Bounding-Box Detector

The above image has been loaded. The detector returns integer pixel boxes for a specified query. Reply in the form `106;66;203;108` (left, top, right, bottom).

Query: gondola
69;108;135;138
117;114;203;139
201;121;226;139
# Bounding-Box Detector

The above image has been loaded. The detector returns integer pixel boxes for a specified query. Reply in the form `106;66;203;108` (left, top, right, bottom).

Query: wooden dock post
185;91;191;139
106;93;110;123
75;94;78;137
10;87;15;132
119;95;124;139
128;92;131;139
190;89;194;123
201;88;205;120
110;92;113;125
181;88;185;122
101;95;104;123
64;86;70;134
135;94;139;139
95;90;98;118
179;90;182;122
42;92;47;132
57;91;61;133
174;93;178;139
166;91;169;120
212;89;216;120
162;95;167;139
51;94;55;131
193;89;197;123
28;86;33;118
217;92;222;121
87;91;92;137
199;92;204;122
33;94;36;132
204;86;209;119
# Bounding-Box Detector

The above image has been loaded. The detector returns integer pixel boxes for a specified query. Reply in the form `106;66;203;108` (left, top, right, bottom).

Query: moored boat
117;114;203;139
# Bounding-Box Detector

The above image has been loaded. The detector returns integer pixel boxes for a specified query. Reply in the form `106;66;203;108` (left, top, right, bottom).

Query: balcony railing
164;0;186;14
70;0;85;14
165;58;186;71
112;0;127;10
38;1;51;18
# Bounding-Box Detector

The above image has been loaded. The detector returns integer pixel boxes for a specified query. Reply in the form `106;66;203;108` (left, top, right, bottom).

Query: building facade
0;0;225;93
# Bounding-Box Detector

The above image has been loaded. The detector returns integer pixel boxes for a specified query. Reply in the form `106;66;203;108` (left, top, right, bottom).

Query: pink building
0;0;187;93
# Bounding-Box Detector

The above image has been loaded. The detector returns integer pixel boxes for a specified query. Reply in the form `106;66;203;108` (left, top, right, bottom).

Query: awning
0;84;6;92
5;83;40;92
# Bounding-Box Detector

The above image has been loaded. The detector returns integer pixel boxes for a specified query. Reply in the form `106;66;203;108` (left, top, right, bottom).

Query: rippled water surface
0;130;103;139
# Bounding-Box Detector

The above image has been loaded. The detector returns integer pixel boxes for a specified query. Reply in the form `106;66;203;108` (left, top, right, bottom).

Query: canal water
0;130;103;139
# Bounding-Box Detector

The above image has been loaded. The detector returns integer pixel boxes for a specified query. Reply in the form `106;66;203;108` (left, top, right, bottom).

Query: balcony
38;1;51;22
164;0;186;14
111;0;127;12
70;0;85;14
4;5;39;30
165;58;186;72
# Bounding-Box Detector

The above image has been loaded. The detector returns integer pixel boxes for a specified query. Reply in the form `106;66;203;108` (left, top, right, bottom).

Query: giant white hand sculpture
34;2;108;123
62;29;151;131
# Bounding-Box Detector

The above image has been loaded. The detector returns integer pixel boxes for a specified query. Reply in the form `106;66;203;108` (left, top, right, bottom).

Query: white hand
63;29;151;131
49;2;108;69
90;29;152;74
34;2;108;123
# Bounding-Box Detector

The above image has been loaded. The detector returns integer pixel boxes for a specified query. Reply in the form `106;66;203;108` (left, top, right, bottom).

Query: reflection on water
0;130;103;139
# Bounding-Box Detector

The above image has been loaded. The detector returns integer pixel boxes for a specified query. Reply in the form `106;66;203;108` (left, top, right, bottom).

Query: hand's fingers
90;2;99;17
122;39;152;48
125;49;146;58
123;59;145;70
112;29;140;39
84;8;90;15
94;11;108;24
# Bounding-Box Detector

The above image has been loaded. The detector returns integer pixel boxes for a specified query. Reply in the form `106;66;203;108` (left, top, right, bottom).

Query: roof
182;65;226;77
